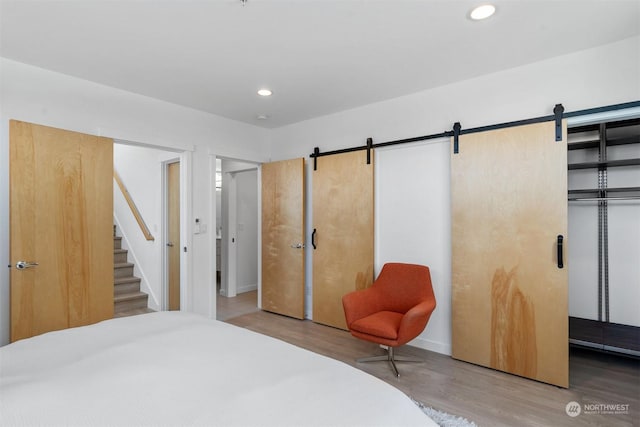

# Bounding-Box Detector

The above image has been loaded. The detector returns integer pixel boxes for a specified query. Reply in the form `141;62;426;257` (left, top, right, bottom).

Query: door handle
167;242;174;247
290;243;305;249
311;228;317;250
16;261;38;270
557;235;564;269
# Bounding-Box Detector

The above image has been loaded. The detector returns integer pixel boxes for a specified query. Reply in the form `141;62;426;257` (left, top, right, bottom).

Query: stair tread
114;276;141;285
114;248;128;253
113;308;155;318
114;262;134;268
114;292;148;303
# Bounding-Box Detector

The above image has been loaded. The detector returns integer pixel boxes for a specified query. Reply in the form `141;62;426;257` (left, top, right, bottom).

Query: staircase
113;233;153;317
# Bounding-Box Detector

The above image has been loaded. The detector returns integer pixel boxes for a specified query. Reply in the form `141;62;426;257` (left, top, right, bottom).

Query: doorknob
16;261;38;270
167;242;174;247
290;243;305;249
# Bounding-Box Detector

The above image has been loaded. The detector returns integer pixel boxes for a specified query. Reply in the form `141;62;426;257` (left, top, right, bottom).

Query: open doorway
113;143;190;314
217;158;260;320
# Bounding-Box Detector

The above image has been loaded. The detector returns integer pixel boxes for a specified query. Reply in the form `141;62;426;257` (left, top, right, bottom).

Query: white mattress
0;311;436;427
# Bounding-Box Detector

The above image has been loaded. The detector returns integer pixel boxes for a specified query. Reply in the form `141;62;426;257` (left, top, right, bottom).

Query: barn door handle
311;228;317;250
557;235;564;269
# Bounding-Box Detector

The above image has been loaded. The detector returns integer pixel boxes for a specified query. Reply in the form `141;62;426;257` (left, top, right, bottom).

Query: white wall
269;36;640;355
375;140;451;354
0;58;270;345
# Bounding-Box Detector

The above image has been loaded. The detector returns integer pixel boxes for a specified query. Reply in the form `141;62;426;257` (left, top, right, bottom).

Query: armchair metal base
356;346;422;378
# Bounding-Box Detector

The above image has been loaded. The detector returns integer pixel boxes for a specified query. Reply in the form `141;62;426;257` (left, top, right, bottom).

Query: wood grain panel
312;151;374;330
451;120;568;387
168;162;180;310
10;120;113;341
261;158;305;319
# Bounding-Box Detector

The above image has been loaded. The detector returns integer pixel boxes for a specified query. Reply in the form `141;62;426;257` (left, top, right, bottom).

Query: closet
567;117;640;356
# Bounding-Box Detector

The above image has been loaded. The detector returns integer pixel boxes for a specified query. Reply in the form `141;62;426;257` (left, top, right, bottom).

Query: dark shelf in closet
568;158;640;170
568;117;640;134
568;135;640;150
568;186;640;195
570;317;640;354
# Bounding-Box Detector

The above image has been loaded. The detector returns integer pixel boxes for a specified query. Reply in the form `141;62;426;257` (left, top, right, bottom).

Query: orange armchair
342;263;436;377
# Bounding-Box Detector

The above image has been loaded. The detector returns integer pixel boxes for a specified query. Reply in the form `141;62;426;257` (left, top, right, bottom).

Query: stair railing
114;170;155;241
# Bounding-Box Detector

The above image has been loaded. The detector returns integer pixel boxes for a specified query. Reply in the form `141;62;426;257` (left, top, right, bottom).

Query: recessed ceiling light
257;114;269;120
470;4;496;20
257;88;272;97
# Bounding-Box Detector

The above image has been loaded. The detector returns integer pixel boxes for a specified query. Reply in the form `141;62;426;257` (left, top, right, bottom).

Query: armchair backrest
373;263;434;313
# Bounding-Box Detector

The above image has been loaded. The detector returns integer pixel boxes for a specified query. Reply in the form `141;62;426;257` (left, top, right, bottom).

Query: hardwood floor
219;293;639;427
216;289;260;321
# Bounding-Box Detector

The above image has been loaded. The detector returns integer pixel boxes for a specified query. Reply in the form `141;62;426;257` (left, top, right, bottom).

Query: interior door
167;161;180;310
261;158;305;319
312;151;374;330
10;120;114;342
451;120;568;387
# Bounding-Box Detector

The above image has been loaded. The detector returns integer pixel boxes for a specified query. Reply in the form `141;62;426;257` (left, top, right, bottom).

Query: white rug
413;399;478;427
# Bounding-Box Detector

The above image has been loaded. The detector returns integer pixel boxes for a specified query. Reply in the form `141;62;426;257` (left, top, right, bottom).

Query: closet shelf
568;158;640;170
568;117;640;134
569;187;640;195
568;135;640;150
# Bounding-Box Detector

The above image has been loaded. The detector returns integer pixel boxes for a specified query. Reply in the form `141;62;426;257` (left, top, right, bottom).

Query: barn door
451;120;569;387
261;158;305;319
312;151;374;329
10;120;114;342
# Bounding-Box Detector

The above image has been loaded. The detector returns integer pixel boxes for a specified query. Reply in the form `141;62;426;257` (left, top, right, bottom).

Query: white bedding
0;312;436;427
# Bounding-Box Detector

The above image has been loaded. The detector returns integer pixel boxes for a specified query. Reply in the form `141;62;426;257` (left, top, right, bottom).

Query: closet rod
308;100;640;160
568;196;640;201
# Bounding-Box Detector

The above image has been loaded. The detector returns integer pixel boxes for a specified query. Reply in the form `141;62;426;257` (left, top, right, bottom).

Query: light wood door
451;120;568;387
312;151;374;330
167;161;180;311
261;158;305;319
10;120;114;342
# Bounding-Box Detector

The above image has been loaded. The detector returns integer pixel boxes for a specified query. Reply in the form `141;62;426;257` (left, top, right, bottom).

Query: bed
0;311;436;426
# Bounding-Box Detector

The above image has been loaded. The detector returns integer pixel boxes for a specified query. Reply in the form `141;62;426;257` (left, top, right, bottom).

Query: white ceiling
1;0;639;129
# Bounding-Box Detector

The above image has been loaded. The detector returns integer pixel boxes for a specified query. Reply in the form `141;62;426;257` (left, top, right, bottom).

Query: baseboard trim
237;283;257;294
408;336;451;356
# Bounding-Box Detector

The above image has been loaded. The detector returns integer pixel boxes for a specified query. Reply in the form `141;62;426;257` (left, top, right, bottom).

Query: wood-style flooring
219;291;639;427
216;289;261;321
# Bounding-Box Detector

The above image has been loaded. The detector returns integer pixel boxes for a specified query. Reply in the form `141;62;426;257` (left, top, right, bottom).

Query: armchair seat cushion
350;311;404;340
